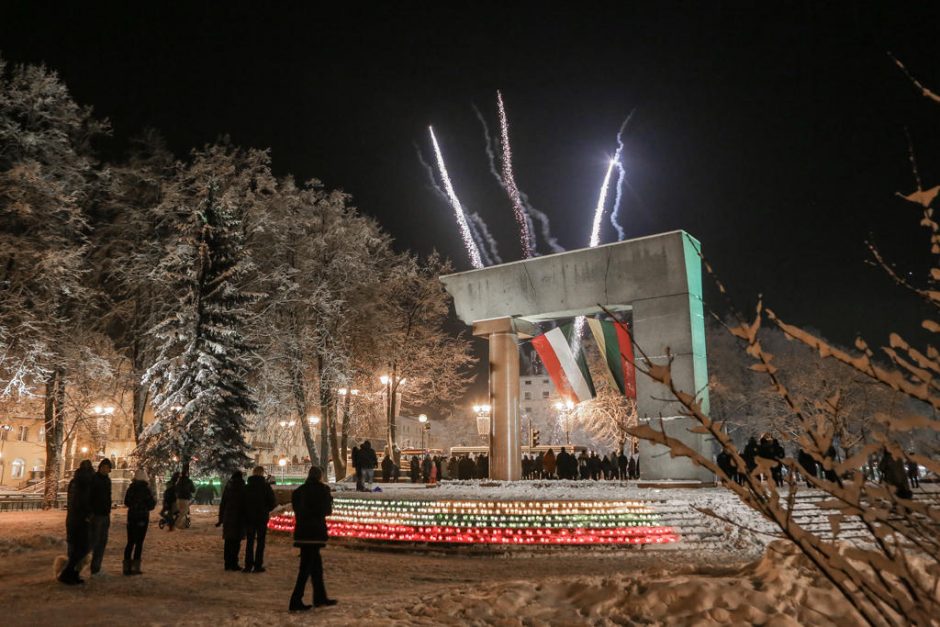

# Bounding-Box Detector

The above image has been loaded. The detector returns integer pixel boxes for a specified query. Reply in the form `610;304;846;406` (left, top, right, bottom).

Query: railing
0;493;67;511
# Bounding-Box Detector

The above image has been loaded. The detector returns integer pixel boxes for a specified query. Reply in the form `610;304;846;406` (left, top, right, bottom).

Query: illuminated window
38;427;45;443
18;426;28;442
11;458;25;479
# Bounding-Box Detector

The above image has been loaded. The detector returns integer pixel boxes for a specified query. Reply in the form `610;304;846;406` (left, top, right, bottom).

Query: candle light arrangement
268;497;679;546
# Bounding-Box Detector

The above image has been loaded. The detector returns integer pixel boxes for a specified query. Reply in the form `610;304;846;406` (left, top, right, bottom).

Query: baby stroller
157;506;191;530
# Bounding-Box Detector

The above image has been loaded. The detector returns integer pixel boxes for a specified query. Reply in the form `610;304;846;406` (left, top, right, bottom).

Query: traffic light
532;429;540;446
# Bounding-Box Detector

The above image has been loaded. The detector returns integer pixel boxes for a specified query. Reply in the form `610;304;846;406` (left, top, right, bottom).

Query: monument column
473;317;522;480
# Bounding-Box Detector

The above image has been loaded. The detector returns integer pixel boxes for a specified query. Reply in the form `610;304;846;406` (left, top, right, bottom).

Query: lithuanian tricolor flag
531;326;596;404
586;318;637;398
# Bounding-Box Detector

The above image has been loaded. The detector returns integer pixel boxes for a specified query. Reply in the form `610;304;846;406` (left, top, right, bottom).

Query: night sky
2;2;939;353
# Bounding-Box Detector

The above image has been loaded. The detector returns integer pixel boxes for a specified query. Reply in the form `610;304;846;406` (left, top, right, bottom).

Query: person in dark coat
457;455;474;480
123;468;156;575
879;449;913;500
351;446;363;491
161;472;180;529
58;460;95;585
798;449;817;487
618;451;628;480
244;466;276;573
289;466;336;612
907;457;920;489
381;455;394;482
823;445;839;482
601;455;614;480
742;436;759;479
422;455;432;482
579;451;590;480
176;470;196;526
217;471;247;571
556;448;572;480
89;458;113;575
358;441;378;488
410;455;420;482
716;450;734;484
588;452;602;480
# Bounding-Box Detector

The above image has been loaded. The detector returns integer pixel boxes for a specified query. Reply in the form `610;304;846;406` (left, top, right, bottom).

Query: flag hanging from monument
531;326;596;404
586;318;637;398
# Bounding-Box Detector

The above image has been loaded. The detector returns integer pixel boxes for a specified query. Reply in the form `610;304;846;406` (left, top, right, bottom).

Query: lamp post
0;424;12;484
418;414;429;450
473;404;491;442
278;457;287;483
554;400;575;445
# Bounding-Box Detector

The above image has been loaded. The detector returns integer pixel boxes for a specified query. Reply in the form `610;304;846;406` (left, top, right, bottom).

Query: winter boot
122;560;132;576
131;559;143;575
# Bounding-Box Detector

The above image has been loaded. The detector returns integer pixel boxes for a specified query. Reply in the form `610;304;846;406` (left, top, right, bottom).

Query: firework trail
468;212;502;264
474;103;563;255
496;91;534;258
573;154;619;354
609;110;635;241
589;159;617;248
414;142;450;203
416;143;495;265
428;126;484;269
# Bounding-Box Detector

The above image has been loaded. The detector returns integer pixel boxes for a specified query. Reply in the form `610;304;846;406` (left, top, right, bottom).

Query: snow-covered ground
0;482;872;626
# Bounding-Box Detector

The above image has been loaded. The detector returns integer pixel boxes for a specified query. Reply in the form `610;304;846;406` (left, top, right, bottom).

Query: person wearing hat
89;458;113;575
123;468;157;575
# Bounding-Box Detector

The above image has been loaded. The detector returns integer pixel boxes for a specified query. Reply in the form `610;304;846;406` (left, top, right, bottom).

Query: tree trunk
340;392;351;475
316;355;331;477
290;361;318;467
132;378;149;444
329;395;345;480
42;368;65;509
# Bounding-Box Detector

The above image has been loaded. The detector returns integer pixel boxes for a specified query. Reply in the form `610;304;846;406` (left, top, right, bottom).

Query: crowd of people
520;448;640;480
715;434;924;499
57;460;336;612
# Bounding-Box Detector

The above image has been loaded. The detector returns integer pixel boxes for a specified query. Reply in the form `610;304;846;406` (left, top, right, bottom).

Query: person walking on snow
244;466;276;573
217;470;247;571
123;468;156;575
289;466;337;612
89;458;113;575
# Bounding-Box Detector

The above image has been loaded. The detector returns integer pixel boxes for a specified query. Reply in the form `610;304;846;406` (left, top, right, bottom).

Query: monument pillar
473;317;524;480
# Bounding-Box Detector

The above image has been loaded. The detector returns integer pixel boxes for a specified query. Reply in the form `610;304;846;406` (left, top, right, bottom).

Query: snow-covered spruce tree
137;145;265;475
622;58;940;627
0;57;108;506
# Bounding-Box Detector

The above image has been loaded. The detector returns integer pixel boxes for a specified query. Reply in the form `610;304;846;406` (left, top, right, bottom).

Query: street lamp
418;414;429;450
278;457;287;482
0;424;12;484
473;405;491;441
554;399;575;445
